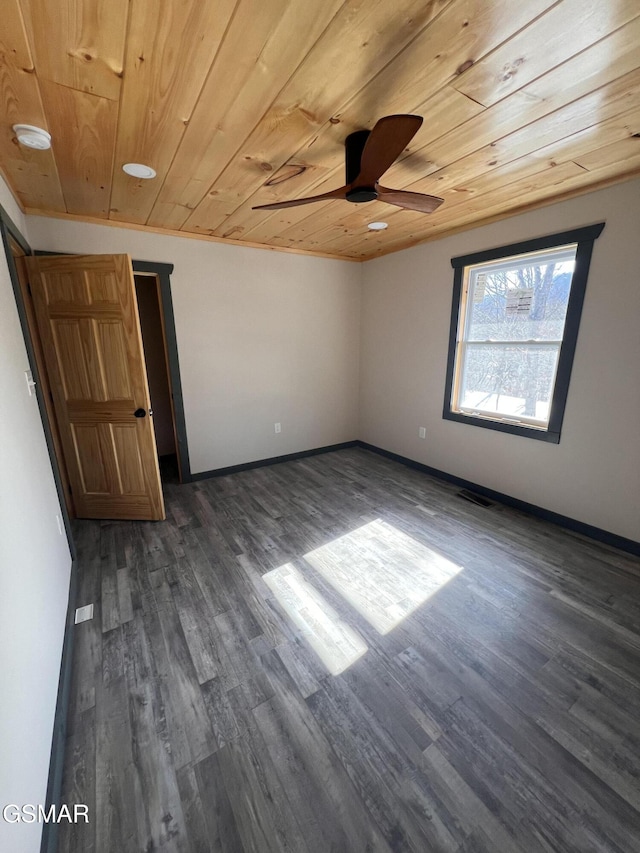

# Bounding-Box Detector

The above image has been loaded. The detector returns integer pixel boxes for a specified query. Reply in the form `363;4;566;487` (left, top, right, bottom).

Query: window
443;224;604;443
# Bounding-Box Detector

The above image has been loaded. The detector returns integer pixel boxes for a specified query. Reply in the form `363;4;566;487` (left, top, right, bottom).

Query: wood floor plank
224;695;315;853
252;692;391;853
100;525;120;633
216;736;301;853
307;673;460;852
421;743;526;853
175;765;211;853
63;448;640;852
193;750;247;853
148;568;217;769
94;674;143;853
66;526;102;734
58;707;96;853
412;618;640;851
122;615;190;852
200;676;241;749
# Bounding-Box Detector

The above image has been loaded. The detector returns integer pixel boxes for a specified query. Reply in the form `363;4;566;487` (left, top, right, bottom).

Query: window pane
460;343;559;423
467;247;576;343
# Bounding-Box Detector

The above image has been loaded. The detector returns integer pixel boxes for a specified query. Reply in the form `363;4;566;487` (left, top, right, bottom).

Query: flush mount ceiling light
367;221;388;231
13;124;52;150
122;163;156;179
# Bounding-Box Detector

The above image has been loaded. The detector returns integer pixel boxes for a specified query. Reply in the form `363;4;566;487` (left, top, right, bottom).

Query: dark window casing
442;223;605;443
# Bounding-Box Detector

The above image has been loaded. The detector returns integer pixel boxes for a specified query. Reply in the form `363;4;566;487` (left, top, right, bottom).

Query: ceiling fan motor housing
346;187;378;203
345;129;377;201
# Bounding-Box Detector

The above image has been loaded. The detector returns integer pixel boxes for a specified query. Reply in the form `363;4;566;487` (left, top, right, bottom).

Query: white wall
360;178;640;542
25;218;362;474
0;178;72;853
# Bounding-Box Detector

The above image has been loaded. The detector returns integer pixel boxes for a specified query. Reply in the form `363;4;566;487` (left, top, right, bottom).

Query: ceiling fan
253;114;443;214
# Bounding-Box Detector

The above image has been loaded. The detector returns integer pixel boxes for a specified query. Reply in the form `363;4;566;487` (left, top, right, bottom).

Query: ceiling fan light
368;221;388;231
13;124;52;150
122;163;157;179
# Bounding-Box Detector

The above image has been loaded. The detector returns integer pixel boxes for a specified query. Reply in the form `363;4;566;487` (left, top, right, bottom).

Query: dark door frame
0;204;77;555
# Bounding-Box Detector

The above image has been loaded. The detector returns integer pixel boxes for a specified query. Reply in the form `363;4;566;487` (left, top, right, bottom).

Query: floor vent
457;489;494;508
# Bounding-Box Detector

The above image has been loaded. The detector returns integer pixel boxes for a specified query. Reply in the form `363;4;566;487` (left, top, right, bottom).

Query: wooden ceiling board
147;0;347;231
317;58;640;255
108;0;237;224
202;0;635;254
314;107;640;256
190;0;558;242
346;163;590;256
393;153;640;249
273;25;640;253
205;61;485;247
346;140;640;258
343;87;640;253
383;15;640;183
236;86;484;247
4;0;640;259
38;79;117;217
575;134;640;172
1;0;65;211
179;0;458;235
20;0;129;100
451;0;640;107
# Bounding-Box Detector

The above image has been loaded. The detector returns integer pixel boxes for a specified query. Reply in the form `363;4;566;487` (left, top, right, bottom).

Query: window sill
442;409;561;443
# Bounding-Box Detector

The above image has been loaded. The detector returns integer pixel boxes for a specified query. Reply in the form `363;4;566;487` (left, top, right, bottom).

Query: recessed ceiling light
122;163;156;179
13;124;52;150
368;221;388;231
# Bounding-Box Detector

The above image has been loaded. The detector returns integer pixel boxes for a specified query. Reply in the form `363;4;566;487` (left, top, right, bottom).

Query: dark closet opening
134;273;180;484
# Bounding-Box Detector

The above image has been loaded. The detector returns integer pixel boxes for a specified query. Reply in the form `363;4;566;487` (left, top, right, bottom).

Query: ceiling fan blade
376;185;444;214
252;186;349;210
356;115;423;186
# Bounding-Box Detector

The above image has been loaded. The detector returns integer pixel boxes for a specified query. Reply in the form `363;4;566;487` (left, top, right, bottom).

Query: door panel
112;425;147;493
26;254;165;520
51;320;96;398
72;424;110;493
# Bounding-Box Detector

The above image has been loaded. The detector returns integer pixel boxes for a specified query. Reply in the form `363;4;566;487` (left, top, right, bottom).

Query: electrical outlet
56;514;64;535
274;422;281;433
418;427;426;439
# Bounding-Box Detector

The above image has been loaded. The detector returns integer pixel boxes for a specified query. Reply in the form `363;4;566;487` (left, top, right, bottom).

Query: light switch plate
25;369;36;396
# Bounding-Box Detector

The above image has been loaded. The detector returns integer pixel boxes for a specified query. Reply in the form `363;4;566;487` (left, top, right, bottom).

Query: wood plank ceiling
2;0;640;260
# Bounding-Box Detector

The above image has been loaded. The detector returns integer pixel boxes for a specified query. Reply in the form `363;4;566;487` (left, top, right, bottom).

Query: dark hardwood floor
59;448;640;853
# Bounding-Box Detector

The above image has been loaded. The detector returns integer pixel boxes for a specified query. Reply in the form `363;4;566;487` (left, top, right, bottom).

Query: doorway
134;272;180;484
12;251;191;521
131;260;191;489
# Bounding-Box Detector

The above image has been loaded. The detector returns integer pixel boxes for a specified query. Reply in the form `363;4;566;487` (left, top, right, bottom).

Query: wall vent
457;489;494;508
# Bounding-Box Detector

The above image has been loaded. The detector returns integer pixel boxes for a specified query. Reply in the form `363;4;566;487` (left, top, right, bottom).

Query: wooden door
26;254;165;520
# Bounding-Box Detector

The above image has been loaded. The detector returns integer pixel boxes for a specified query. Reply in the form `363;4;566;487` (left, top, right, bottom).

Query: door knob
134;408;146;418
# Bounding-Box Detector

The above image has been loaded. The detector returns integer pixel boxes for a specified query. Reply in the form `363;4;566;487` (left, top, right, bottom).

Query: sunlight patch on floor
304;519;463;635
263;562;368;676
